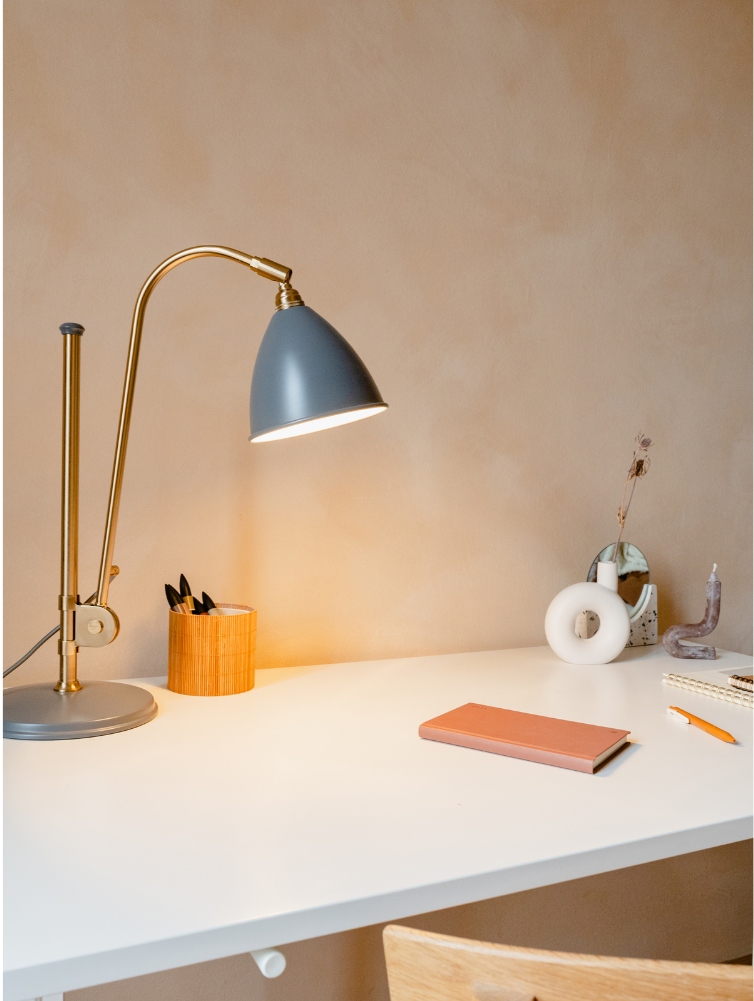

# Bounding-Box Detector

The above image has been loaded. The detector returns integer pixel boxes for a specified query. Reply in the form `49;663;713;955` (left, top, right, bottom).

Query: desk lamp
3;246;387;739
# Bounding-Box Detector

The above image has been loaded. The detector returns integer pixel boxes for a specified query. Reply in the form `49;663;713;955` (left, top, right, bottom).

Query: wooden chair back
383;924;753;1001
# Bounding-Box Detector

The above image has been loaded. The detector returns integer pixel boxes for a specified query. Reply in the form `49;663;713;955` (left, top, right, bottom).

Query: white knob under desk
5;644;752;1001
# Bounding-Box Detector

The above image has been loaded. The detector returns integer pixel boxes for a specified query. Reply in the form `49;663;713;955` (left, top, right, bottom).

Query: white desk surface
5;644;752;1000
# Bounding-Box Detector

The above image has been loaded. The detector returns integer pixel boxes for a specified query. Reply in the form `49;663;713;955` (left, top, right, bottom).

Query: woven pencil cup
168;603;256;696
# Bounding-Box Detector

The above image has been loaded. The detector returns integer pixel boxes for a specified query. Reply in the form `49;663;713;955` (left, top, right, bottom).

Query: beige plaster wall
4;6;752;1001
4;1;751;682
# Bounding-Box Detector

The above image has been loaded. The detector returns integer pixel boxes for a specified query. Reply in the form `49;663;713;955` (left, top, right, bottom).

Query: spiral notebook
419;703;630;774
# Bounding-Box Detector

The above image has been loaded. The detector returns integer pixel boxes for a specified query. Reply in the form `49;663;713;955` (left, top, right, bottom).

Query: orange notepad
419;703;630;774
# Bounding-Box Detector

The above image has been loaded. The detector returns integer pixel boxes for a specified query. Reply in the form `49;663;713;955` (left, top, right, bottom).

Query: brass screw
87;619;104;635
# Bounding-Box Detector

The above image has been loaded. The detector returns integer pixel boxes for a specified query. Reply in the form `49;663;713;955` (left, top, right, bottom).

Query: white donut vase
545;582;630;665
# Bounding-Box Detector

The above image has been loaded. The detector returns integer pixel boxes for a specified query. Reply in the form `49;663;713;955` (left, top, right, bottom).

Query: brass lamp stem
94;247;292;608
57;323;84;691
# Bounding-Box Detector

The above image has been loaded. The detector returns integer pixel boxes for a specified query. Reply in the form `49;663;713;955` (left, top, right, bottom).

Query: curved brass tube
94;246;291;607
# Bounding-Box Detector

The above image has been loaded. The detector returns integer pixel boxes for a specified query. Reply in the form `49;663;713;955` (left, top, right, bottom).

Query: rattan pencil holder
168;603;256;696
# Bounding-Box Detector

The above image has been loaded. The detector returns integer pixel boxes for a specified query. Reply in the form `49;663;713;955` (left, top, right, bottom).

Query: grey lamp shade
249;306;387;442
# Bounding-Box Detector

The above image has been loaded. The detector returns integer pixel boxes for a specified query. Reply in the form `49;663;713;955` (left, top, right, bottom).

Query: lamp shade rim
249;402;388;442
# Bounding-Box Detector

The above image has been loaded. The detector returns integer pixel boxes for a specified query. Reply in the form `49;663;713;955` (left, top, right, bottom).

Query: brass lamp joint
250;257;291;283
275;283;305;311
76;604;120;648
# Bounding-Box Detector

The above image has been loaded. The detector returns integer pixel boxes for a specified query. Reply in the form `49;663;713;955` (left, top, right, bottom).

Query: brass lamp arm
94;246;291;608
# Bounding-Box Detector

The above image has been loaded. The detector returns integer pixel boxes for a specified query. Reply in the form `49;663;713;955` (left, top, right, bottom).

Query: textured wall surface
4;0;751;683
4;5;752;1000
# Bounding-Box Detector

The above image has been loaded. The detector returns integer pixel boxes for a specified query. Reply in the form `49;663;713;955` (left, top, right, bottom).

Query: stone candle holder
663;565;721;660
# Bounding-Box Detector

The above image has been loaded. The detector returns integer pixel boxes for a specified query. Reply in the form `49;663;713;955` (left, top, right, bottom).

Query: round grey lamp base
3;680;158;740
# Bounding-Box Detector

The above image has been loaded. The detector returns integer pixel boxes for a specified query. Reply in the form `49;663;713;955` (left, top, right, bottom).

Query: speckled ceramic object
627;583;658;647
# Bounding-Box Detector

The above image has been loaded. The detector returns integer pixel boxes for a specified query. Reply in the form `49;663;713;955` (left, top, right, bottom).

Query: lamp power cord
3;570;119;679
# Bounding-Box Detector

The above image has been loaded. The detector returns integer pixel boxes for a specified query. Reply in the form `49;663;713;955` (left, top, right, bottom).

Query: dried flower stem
612;433;653;563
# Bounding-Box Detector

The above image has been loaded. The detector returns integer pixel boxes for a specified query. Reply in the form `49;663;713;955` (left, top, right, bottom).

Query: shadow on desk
594;740;641;776
66;840;752;1001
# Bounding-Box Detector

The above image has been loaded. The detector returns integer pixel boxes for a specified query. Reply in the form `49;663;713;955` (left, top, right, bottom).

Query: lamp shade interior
249;306;387;442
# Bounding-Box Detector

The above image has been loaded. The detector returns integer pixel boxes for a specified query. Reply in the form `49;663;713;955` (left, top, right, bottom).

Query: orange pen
667;706;736;743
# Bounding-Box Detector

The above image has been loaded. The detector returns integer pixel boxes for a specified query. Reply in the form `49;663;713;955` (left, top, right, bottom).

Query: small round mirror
587;542;649;614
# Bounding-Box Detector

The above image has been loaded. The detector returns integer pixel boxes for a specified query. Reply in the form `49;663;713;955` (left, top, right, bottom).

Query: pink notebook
419;703;630;774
